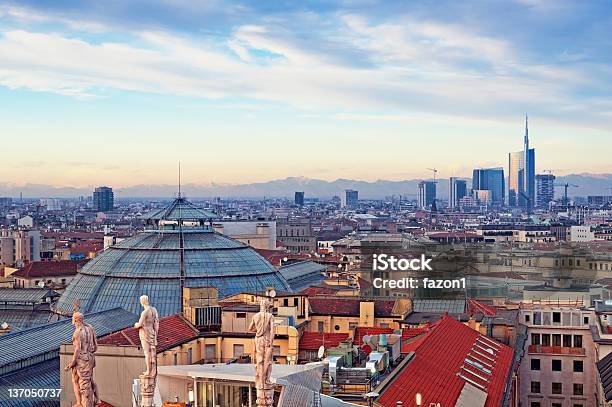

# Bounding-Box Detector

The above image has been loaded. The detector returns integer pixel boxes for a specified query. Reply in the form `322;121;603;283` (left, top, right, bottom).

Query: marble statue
65;302;99;407
134;295;159;407
249;298;275;406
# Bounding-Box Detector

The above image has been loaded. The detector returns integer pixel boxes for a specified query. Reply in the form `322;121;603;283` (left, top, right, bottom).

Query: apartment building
519;302;597;407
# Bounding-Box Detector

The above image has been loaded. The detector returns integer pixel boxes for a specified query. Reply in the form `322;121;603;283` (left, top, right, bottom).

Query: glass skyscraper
508;116;535;208
93;186;114;212
418;181;436;209
472;168;505;205
448;177;467;210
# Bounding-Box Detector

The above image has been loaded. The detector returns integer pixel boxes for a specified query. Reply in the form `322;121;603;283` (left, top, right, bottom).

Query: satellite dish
1;322;8;330
37;281;45;288
317;345;325;359
267;288;277;298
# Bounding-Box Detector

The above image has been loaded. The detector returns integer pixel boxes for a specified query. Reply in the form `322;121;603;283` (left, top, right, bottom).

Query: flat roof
158;363;322;383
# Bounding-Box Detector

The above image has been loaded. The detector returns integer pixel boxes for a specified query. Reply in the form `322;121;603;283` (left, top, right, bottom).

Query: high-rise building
93;186;114;212
294;191;304;206
472;167;505;205
536;174;555;208
418;181;436;209
508;116;536;208
448;178;467;210
341;190;359;208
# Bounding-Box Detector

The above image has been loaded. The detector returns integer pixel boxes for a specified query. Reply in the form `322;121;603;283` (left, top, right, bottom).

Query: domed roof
54;199;291;317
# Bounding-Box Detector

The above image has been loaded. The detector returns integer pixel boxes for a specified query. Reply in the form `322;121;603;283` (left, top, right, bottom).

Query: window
236;313;246;319
530;403;541;407
553;312;561;323
584;316;589;325
317;321;324;332
574;335;583;348
531;333;540;346
563;334;572;347
173;353;178;365
552;334;561;346
233;344;245;358
574;360;583;372
525;314;531;323
530;381;541;393
187;347;192;364
542;334;551;346
205;344;216;362
552;359;562;371
531;358;540;370
283;298;289;306
552;382;562;394
573;383;584;395
552;404;562;407
294;298;298;306
273;345;281;356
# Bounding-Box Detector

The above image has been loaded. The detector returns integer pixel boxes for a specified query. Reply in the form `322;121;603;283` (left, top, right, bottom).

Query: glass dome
54;198;291;317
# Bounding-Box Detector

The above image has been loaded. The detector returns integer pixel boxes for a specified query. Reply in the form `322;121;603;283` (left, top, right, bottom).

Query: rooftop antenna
178;161;182;198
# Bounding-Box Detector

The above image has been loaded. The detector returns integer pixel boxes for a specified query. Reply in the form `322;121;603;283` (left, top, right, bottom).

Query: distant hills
1;174;611;199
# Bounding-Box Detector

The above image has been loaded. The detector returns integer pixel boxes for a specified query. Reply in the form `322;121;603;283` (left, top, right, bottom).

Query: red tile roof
354;327;394;346
299;332;349;351
98;314;198;352
402;335;428;353
69;241;104;255
308;297;397;317
12;260;88;278
401;327;429;341
300;286;339;296
468;299;498;317
378;316;513;407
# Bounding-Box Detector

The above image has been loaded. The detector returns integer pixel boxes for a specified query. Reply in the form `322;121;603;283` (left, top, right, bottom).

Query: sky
0;0;611;188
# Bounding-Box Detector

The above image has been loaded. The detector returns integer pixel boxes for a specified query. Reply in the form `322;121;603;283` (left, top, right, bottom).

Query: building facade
294;191;304;206
519;304;597;407
448;177;467;210
536;174;556;209
276;218;316;253
418;181;436;209
341;189;359;208
472;167;505;206
93;186;114;212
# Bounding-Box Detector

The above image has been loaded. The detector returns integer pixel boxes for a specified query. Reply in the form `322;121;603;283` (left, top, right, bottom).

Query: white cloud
0;9;609;128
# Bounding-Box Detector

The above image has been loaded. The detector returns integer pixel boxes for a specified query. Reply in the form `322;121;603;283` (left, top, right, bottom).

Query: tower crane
554;183;579;207
426;168;438;183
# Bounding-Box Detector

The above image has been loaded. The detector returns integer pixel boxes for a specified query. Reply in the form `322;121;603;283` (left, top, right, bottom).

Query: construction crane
554;183;579;207
426;168;438;183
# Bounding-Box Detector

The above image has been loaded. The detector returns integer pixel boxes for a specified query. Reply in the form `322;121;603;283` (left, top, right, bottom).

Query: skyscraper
418;181;436;209
536;174;555;208
472;168;505;205
508;116;536;208
448;178;467;210
341;190;359;207
294;191;304;206
93;186;114;212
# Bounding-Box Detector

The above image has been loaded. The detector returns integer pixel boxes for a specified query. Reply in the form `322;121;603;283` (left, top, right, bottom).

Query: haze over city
1;0;611;189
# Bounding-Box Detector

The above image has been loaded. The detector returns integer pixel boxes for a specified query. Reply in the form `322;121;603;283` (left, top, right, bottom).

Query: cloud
0;2;610;129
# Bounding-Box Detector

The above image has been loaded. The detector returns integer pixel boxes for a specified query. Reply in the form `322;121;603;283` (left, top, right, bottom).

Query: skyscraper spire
524;114;529;146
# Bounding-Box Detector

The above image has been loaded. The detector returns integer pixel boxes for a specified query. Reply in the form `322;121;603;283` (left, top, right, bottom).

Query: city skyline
1;1;611;186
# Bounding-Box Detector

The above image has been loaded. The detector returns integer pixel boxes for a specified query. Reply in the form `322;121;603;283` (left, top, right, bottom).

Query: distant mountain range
1;174;611;199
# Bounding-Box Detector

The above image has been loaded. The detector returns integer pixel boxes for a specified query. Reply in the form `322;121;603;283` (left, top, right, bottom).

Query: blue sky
0;0;610;187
